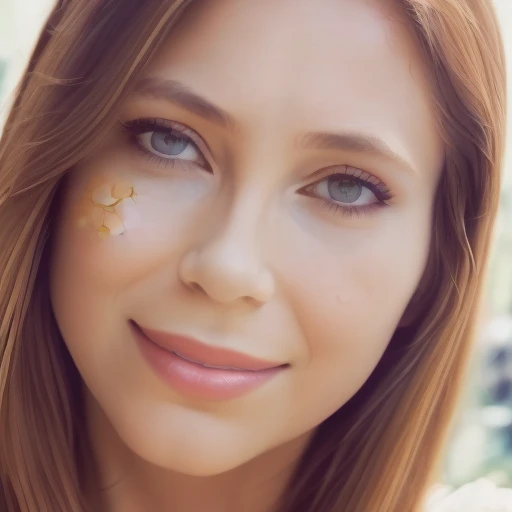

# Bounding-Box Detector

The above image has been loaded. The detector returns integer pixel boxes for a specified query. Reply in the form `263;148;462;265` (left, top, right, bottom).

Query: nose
178;214;276;306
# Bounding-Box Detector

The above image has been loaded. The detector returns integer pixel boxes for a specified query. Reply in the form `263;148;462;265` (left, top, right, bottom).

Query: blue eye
122;118;208;169
300;168;393;218
310;173;382;207
149;131;189;156
327;176;364;204
139;130;200;162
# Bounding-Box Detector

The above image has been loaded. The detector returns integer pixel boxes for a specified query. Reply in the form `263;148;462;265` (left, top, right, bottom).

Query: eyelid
302;165;392;198
121;117;215;163
309;165;385;186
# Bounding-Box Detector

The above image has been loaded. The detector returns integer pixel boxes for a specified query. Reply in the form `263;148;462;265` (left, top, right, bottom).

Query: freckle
92;184;117;206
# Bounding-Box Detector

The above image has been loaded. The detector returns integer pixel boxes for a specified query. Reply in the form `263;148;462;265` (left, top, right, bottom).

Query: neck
83;394;312;512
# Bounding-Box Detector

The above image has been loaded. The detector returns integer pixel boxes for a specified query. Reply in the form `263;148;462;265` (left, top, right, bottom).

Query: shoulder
424;479;512;512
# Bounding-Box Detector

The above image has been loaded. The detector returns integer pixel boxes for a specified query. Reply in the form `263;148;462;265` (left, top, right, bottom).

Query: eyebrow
133;77;235;130
133;77;415;174
300;132;416;174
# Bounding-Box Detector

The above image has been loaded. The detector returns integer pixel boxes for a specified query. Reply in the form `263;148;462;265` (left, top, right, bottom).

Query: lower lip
132;324;285;401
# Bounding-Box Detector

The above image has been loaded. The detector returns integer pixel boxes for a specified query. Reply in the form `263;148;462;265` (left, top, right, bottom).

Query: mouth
130;320;288;401
169;351;263;371
130;320;287;372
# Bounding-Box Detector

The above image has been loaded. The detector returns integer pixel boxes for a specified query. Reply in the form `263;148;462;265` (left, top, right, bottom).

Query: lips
131;321;285;372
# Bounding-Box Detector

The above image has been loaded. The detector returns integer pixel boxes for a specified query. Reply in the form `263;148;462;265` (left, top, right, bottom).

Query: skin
50;0;444;510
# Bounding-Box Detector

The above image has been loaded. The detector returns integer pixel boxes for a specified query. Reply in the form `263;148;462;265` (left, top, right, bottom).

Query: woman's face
51;0;443;476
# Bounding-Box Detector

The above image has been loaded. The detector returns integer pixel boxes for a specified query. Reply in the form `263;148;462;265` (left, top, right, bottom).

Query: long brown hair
0;1;506;510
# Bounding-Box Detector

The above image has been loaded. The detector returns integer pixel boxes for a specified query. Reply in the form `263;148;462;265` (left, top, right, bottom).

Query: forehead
141;0;442;174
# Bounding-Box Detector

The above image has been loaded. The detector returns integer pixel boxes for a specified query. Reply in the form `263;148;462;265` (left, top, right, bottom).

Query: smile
130;321;288;401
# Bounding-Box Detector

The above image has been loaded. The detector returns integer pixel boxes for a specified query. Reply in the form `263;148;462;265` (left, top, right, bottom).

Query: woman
0;0;506;511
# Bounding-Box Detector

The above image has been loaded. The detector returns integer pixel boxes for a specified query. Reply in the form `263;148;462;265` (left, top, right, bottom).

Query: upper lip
132;321;286;371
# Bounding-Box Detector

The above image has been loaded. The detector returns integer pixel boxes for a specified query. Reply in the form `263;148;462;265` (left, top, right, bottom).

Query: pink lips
131;321;287;401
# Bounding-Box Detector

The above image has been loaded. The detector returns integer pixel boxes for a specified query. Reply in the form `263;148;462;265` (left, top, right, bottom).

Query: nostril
243;295;264;307
178;248;275;305
189;282;205;294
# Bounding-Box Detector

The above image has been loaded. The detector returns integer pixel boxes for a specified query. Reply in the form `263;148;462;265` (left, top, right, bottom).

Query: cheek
277;217;429;413
52;164;210;288
49;167;209;369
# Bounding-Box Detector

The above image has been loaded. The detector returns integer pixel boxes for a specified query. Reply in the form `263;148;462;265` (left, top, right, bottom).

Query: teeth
173;351;251;372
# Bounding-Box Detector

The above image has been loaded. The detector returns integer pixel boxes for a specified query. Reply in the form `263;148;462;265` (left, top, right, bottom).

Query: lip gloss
131;322;287;401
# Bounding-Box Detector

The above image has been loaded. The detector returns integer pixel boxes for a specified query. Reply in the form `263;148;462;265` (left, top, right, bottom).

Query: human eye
121;118;211;171
300;166;393;217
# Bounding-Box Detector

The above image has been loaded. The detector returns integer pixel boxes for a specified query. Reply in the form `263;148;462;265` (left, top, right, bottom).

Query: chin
112;412;263;477
132;438;256;477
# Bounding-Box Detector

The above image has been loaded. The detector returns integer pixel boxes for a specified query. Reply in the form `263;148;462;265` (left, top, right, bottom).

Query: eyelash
121;117;394;218
121;118;209;171
302;168;393;218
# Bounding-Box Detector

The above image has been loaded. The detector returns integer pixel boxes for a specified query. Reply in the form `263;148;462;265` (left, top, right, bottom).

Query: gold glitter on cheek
77;181;139;239
90;206;105;229
103;211;126;236
92;184;117;207
97;225;110;240
112;182;135;200
115;199;141;230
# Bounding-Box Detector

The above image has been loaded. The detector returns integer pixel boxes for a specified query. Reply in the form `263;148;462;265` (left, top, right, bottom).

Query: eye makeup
119;115;396;221
121;118;211;171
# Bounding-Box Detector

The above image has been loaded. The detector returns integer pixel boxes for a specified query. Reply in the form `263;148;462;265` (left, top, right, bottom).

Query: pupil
151;131;188;155
328;177;362;204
